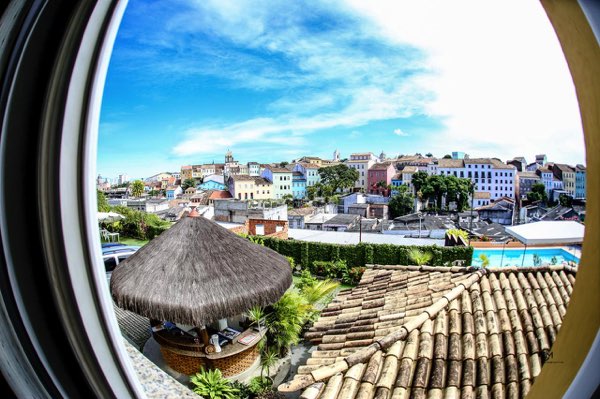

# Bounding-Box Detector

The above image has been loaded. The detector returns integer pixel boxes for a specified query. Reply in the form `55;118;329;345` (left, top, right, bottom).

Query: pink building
367;162;396;196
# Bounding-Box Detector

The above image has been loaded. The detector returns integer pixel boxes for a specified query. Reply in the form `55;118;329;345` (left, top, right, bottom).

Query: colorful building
347;152;378;191
292;172;307;199
228;175;274;200
180;165;193;181
293;162;321;187
536;167;554;197
552;163;576;197
367;162;396;196
261;166;292;199
575;164;586;199
165;185;182;200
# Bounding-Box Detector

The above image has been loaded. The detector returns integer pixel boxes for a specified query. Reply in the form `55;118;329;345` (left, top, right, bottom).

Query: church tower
333;149;340;162
225;149;234;164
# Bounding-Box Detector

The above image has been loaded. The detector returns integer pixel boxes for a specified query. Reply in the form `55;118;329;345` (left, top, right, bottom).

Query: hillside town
99;148;585;399
98;150;586;243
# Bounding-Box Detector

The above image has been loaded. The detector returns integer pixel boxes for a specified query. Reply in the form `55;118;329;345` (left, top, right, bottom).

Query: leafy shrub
248;376;272;396
244;236;473;268
190;368;239;399
230;381;251;399
265;290;310;356
310;259;346;279
109;205;171;240
285;256;295;270
295;270;317;292
342;266;366;285
248;236;265;246
408;249;433;266
300;279;340;307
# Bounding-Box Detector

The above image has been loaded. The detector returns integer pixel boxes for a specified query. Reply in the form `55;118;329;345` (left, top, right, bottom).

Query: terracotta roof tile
280;264;577;398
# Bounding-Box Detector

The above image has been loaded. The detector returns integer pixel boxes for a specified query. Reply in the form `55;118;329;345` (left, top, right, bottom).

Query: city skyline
99;1;585;179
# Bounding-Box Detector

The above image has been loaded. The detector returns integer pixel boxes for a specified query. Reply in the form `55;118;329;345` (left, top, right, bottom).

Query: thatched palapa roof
110;214;292;326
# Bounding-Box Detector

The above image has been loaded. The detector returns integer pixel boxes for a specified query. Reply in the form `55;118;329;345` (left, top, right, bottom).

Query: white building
346;152;378;191
429;158;516;201
117;173;129;185
537;167;554;197
248;162;260;176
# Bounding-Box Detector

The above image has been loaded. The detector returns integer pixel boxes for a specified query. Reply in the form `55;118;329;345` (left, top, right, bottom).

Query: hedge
254;236;473;267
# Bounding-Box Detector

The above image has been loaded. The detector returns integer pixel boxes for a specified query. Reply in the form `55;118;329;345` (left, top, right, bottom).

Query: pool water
472;248;579;267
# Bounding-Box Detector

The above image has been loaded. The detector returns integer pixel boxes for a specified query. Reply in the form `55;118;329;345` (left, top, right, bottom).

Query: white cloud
393;128;408;137
343;0;585;165
142;0;584;164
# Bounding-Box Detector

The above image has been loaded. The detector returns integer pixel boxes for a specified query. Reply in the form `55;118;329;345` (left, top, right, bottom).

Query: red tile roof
280;264;577;398
209;190;232;200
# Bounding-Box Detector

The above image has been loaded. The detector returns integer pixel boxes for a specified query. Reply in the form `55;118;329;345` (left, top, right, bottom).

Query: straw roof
110;215;292;326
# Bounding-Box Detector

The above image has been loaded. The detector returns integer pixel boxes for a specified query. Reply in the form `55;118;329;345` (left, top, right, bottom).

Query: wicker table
153;327;265;376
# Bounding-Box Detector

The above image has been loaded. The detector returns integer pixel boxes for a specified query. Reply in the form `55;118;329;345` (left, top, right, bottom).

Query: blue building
575;164;586;199
165;185;182;200
198;179;227;191
292;172;307;199
391;173;403;196
293;162;320;187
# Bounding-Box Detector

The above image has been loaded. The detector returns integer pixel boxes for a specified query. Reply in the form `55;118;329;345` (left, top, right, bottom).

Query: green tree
321;184;334;201
279;161;289;168
443;154;452;159
526;183;548;203
456;178;474;212
559;193;573;207
318;164;359;192
130;180;144;198
411;171;428;194
181;178;196;190
97;190;110;212
425;153;433;157
422;174;447;211
306;185;318;200
282;194;294;206
388;185;414;218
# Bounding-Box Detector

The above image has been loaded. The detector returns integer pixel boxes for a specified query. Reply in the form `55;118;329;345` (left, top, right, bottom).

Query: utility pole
469;183;474;245
359;214;362;243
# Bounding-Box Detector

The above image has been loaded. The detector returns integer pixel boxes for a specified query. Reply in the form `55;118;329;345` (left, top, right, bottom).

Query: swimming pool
472;247;579;267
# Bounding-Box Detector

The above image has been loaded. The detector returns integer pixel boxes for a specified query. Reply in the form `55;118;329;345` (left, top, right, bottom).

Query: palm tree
408;249;433;266
130;180;144;198
259;348;278;379
300;279;340;306
478;254;490;268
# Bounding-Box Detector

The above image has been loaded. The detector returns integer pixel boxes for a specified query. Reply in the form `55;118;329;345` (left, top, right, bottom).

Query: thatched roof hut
110;214;292;326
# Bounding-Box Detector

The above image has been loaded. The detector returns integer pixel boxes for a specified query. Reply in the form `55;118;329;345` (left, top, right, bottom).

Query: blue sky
98;0;585;180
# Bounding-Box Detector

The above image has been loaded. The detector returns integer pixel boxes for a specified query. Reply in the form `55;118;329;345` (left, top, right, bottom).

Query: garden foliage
247;236;473;268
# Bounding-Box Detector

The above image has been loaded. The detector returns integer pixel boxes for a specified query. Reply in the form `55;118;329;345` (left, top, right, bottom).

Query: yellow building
228;175;273;200
181;165;193;181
